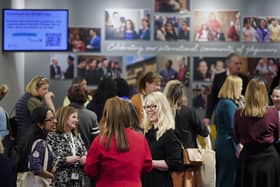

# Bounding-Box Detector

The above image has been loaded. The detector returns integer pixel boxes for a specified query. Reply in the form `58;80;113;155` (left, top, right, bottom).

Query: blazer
84;128;152;187
131;93;144;124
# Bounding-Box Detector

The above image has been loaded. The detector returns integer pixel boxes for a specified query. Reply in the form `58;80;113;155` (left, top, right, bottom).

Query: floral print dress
48;132;88;187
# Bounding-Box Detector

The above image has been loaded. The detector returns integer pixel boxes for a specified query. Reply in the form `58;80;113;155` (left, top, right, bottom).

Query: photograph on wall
154;16;190;41
157;56;190;87
192;82;211;109
194;10;240;42
68;27;101;52
50;53;76;80
193;57;226;82
126;56;157;95
154;0;190;13
105;9;151;40
77;55;123;86
242;17;280;42
241;57;280;88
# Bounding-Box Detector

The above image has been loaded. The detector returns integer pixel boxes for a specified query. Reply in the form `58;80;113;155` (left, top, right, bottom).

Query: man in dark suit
203;53;248;125
64;55;74;79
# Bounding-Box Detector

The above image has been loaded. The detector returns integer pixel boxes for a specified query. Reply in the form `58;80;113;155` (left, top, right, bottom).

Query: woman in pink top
84;97;152;187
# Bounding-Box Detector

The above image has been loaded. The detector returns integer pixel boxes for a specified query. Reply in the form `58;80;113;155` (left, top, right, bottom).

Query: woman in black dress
163;80;209;148
142;91;183;187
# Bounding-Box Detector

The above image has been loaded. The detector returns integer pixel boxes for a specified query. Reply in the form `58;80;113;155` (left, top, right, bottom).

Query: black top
0;154;15;187
142;128;183;187
205;71;248;119
175;106;209;148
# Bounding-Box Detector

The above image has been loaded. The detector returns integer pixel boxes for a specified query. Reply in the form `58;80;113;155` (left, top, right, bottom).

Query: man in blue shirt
87;29;101;51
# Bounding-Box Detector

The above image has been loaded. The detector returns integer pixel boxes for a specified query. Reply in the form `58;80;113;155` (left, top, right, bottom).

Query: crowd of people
1;52;280;187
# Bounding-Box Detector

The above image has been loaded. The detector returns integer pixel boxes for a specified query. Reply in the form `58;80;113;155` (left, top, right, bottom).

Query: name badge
71;172;79;180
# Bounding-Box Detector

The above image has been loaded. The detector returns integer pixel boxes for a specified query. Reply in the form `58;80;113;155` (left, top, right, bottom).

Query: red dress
84;128;152;187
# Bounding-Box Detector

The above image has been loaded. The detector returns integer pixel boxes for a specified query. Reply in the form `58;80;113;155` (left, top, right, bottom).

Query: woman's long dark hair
93;77;117;104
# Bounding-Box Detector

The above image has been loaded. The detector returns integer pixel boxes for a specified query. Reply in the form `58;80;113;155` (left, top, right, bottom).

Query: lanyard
65;133;76;156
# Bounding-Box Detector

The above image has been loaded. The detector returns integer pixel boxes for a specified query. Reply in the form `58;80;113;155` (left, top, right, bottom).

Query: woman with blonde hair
84;97;152;187
142;91;183;187
214;75;243;187
48;106;88;187
234;78;280;187
15;75;55;144
164;80;209;148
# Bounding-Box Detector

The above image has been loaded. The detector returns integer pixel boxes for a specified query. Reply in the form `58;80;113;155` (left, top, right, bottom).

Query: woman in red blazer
84;97;152;187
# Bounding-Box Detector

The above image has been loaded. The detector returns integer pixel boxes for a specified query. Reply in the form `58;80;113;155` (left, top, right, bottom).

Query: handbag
171;147;203;187
183;148;203;166
171;138;203;187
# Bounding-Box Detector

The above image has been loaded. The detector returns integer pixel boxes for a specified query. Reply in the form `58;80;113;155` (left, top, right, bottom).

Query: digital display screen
3;9;68;51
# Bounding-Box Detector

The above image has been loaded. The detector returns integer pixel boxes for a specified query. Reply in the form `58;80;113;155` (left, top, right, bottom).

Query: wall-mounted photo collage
47;0;280;109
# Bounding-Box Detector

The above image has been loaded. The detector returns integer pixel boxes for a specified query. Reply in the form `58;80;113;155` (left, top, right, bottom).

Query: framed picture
192;82;211;109
154;16;190;41
68;27;101;52
50;53;76;80
194;10;240;42
242;17;280;42
126;55;157;95
193;57;226;82
105;9;151;40
77;55;123;85
154;0;190;13
157;56;190;87
242;57;280;88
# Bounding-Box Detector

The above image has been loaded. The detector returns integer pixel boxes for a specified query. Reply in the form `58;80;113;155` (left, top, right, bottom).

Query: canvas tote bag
198;135;216;187
17;139;52;187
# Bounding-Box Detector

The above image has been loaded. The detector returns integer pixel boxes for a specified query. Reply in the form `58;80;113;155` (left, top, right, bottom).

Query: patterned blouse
48;132;88;187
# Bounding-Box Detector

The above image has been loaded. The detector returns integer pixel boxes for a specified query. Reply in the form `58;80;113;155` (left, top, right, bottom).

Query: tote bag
17;139;52;187
198;135;216;187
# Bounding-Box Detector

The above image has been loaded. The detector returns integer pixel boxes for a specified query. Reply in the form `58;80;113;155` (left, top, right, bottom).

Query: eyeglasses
271;95;280;99
45;117;57;123
143;104;157;110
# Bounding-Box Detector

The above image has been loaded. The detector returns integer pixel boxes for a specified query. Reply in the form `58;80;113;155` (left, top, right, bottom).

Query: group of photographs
49;54;280;109
66;3;280;55
51;0;280;109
